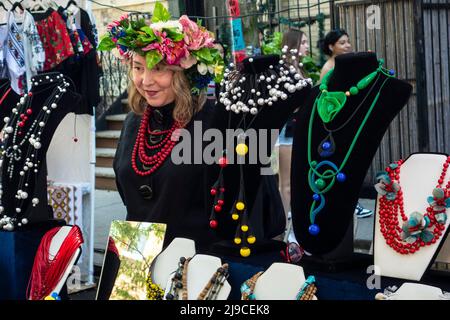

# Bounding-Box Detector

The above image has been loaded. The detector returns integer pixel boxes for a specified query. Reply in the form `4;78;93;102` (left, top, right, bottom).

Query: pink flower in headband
142;34;188;66
179;15;215;51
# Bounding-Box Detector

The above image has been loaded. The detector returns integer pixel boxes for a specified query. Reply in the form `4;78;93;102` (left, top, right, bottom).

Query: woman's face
299;34;309;56
330;34;352;56
131;54;176;107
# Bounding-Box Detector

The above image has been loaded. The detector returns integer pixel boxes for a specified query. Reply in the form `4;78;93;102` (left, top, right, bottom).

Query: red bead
18;122;24;127
210;188;217;196
217;200;224;206
214;205;222;212
210;220;218;229
28;92;33;97
26;108;32;115
218;157;228;168
20;114;25;119
219;187;225;193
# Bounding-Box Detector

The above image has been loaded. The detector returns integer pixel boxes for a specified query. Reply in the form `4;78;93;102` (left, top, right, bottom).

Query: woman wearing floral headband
99;3;311;252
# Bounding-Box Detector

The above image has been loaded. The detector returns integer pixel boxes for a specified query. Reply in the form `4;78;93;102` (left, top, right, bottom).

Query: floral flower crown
98;2;224;95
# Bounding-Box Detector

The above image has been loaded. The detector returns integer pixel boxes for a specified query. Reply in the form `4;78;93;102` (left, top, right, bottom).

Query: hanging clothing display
0;24;8;79
32;9;74;71
5;10;44;94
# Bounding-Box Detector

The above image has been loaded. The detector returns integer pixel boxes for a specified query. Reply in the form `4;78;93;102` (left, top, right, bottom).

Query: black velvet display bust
291;52;412;258
208;55;312;257
1;73;82;228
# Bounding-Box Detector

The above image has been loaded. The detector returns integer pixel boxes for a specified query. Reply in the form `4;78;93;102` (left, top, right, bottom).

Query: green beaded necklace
317;59;389;123
306;59;395;236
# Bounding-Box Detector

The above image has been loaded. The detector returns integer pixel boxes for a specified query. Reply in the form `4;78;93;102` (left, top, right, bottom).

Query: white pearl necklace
218;46;312;115
0;73;70;231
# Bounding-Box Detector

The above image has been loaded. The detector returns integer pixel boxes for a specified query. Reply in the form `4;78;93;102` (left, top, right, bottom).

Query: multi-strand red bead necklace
377;157;450;254
27;226;84;300
131;106;181;176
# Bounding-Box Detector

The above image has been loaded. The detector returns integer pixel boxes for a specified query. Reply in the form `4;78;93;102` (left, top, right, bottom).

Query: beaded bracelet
296;276;317;300
145;271;165;300
203;264;229;300
165;257;187;300
240;271;263;300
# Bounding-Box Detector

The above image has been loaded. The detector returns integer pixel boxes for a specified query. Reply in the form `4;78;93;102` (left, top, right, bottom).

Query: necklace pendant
318;134;336;158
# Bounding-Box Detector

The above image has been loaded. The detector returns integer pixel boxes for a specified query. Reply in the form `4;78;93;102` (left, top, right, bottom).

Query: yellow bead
345;91;350;96
44;296;55;300
232;213;239;220
236;202;245;210
234;237;242;244
240;247;251;257
236;143;248;156
241;225;249;232
247;236;256;244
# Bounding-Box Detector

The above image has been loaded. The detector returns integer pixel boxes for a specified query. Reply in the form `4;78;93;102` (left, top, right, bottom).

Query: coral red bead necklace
131;105;181;176
377;157;450;254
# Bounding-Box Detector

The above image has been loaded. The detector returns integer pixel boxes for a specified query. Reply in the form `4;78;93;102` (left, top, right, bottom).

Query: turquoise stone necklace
307;59;395;235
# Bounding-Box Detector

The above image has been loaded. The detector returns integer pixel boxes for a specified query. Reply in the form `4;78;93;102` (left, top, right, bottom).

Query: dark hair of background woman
319;28;349;56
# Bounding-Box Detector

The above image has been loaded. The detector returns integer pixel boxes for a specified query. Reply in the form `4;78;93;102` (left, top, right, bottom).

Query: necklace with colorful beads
375;157;450;254
131;105;181;176
307;60;394;236
212;51;311;257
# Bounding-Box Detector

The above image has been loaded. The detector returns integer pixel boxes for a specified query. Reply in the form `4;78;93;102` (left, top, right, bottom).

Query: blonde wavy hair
128;60;206;126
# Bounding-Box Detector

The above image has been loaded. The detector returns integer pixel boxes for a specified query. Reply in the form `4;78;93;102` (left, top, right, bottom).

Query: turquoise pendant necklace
307;59;395;236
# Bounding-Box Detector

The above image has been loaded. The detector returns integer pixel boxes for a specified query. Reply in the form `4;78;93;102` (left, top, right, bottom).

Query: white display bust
181;254;231;300
252;262;316;300
152;237;196;289
376;283;450;300
50;226;82;295
374;153;450;281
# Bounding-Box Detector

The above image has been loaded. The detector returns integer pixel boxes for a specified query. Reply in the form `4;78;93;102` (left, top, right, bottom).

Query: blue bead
389;69;395;75
312;193;320;201
322;141;331;150
337;173;346;182
308;224;320;236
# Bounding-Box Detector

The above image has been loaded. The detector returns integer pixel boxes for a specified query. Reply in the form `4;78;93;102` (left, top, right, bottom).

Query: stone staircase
95;113;127;191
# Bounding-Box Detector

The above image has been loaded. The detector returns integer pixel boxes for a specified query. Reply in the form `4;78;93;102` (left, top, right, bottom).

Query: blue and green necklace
307;59;395;235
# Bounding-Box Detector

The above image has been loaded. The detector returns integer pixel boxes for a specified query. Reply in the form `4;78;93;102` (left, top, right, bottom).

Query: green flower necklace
307;59;395;236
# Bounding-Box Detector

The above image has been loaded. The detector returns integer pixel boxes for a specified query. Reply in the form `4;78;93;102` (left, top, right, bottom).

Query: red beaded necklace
378;157;450;254
131;106;181;176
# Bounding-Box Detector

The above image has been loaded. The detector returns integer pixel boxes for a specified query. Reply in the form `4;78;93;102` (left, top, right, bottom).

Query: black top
114;57;312;252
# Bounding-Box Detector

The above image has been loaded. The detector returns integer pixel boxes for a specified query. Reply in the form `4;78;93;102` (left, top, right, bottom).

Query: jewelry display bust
165;254;231;300
375;283;450;300
249;263;317;300
291;52;412;257
0;72;82;231
374;153;450;281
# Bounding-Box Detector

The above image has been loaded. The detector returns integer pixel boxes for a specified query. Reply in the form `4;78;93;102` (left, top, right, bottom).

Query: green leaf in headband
152;2;171;23
98;35;116;51
164;28;184;42
193;48;213;63
146;50;163;70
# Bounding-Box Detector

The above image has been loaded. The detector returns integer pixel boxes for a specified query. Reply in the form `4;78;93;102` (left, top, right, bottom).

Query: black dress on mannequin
0;72;82;228
291;52;412;258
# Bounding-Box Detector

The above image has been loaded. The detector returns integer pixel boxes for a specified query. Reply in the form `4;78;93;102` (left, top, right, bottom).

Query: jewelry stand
170;254;231;300
49;226;82;295
152;238;196;289
252;263;317;300
376;283;450;300
374;153;450;281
